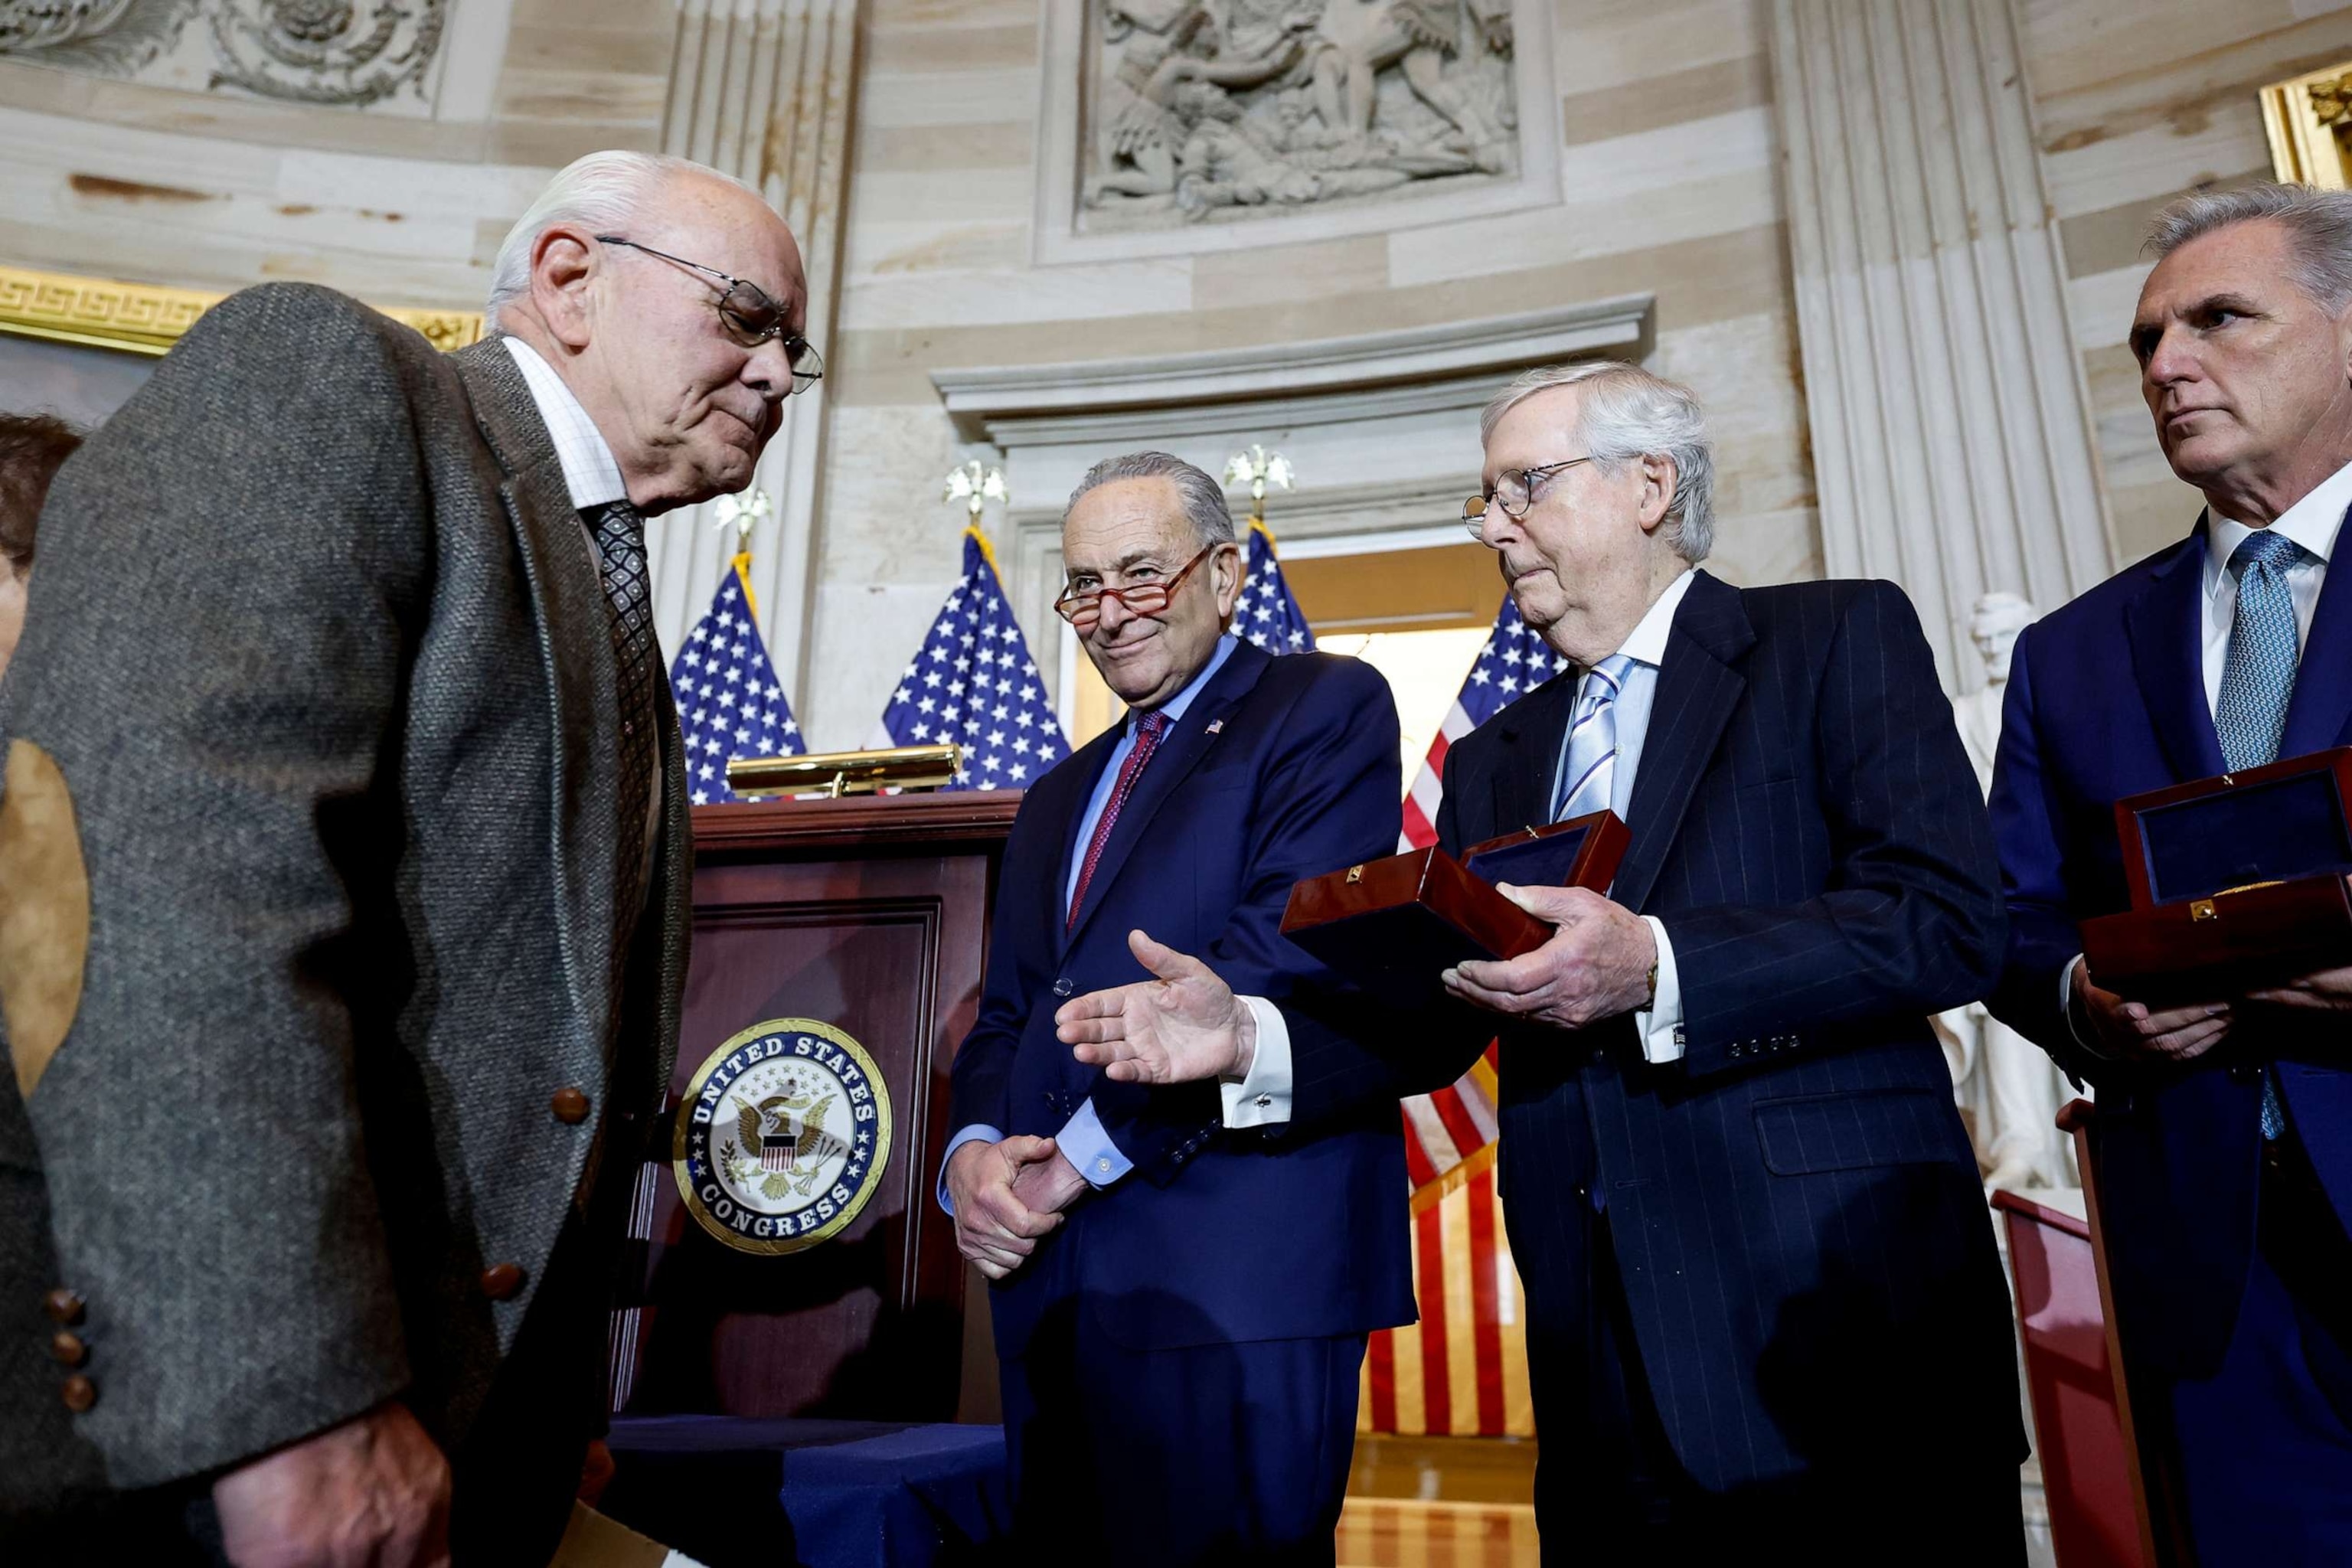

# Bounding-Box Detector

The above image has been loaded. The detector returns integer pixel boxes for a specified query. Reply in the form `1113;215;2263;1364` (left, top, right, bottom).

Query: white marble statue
1935;592;2076;1191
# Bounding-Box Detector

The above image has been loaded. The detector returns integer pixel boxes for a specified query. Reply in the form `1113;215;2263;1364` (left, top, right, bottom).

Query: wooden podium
609;792;1021;1422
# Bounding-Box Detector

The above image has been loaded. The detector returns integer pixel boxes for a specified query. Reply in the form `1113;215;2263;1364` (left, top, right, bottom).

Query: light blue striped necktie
1553;654;1635;822
2213;527;2307;1141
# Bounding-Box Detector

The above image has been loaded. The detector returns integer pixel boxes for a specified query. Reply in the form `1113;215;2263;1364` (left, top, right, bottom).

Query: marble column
1768;0;2112;690
645;0;860;701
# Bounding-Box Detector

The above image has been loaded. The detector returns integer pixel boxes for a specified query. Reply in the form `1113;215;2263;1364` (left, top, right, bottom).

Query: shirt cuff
936;1123;1004;1217
1222;995;1294;1128
1055;1099;1134;1189
2060;952;2107;1056
1634;916;1685;1063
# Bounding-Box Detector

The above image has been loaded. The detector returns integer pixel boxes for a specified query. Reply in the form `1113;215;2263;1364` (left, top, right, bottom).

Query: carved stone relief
1081;0;1518;229
0;0;446;109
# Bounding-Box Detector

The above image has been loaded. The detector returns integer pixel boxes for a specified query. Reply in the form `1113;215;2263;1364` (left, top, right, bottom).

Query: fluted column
1769;0;2112;690
645;0;860;701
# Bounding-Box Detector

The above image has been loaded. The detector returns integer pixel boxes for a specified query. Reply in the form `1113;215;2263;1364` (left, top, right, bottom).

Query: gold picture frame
0;263;485;357
2262;62;2352;190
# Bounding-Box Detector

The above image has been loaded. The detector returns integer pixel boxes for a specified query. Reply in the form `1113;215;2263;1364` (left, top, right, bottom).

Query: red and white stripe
1366;699;1531;1437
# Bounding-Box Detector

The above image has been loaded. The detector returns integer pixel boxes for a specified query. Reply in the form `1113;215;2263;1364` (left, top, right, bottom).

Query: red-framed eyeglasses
1053;544;1220;630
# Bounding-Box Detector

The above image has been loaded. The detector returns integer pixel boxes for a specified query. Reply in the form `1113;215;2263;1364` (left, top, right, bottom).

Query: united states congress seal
672;1018;893;1256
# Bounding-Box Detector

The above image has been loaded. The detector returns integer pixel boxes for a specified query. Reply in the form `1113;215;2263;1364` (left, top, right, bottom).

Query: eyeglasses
1462;456;1595;538
1054;545;1220;629
593;235;825;396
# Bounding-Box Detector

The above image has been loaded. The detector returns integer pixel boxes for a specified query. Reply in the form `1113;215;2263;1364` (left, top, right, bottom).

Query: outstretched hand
1056;929;1257;1086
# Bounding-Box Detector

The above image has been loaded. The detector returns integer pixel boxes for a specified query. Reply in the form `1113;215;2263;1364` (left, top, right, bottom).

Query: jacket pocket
1753;1088;1955;1176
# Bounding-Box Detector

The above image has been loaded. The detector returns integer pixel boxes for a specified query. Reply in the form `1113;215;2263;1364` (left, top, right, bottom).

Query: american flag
1366;593;1566;1441
880;528;1070;791
1401;594;1568;848
1235;521;1315;655
669;553;805;806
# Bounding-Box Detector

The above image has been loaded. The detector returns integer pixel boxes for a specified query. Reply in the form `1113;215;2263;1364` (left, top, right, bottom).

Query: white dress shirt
2198;466;2347;709
2063;459;2349;1025
1553;569;1697;1062
502;336;665;869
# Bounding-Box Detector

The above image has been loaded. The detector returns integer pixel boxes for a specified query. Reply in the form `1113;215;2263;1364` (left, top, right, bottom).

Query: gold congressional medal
673;1018;893;1255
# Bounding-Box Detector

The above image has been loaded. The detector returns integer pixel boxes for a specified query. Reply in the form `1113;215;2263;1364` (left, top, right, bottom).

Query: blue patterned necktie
1553;654;1635;822
2213;527;2307;1141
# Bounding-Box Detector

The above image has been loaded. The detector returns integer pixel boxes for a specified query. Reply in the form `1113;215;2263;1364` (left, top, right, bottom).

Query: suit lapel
649;678;694;1089
453;338;624;1024
1062;641;1272;953
1610;571;1755;914
2281;501;2352;756
2123;518;2226;782
1490;670;1579;839
1039;724;1122;920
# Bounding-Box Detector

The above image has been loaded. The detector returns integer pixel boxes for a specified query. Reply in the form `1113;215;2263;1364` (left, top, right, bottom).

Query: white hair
485;150;761;323
2147;182;2352;315
1481;361;1717;564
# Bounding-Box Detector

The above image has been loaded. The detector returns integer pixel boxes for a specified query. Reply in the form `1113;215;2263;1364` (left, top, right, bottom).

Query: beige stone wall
809;0;1815;748
2022;0;2352;568
5;0;2345;749
0;0;671;307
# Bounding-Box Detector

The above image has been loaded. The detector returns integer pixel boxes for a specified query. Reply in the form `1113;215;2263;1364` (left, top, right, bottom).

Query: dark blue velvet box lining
1463;822;1594;890
2138;769;2352;904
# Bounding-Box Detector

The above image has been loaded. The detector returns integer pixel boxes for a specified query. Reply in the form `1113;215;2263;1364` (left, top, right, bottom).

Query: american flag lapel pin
1205;719;1224;735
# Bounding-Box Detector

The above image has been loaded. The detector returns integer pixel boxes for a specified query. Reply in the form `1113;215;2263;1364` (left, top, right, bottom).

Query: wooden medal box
1279;811;1629;1009
2079;747;2352;997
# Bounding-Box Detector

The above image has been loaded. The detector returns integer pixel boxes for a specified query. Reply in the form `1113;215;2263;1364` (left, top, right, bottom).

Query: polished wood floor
1339;1436;1540;1566
1337;1498;1540;1567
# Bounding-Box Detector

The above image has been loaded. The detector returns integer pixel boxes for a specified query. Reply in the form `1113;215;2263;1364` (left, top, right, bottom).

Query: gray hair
2145;182;2352;314
1063;450;1237;546
485;150;760;322
1480;361;1717;564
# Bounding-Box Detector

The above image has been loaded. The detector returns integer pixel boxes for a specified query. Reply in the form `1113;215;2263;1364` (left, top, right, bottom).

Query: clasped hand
1442;884;1657;1030
946;1135;1087;1281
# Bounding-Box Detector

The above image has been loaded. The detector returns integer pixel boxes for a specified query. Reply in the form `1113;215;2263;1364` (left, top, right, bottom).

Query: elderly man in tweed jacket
0;150;815;1565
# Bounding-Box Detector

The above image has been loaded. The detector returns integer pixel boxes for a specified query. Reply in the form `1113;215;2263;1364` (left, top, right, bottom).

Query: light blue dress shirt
1545;570;1694;1061
939;635;1244;1211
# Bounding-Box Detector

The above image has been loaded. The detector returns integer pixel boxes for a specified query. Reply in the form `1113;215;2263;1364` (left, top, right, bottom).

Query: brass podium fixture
727;745;963;799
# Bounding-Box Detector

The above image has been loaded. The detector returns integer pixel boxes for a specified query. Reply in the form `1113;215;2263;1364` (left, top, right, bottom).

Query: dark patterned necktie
588;499;660;916
2213;527;2306;1142
1069;710;1171;929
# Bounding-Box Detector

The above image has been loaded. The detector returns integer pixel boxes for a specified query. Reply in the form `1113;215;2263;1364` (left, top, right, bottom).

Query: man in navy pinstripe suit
1068;364;2026;1560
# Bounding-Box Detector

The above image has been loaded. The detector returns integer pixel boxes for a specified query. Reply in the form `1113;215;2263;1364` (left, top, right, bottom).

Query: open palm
1055;929;1252;1085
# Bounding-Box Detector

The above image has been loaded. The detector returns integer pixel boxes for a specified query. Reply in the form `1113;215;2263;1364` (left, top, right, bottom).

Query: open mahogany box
2080;746;2352;998
1279;810;1629;1009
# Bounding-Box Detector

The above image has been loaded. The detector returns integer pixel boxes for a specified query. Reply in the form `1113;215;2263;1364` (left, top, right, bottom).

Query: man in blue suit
939;450;1410;1564
1068;365;2025;1560
1988;184;2352;1564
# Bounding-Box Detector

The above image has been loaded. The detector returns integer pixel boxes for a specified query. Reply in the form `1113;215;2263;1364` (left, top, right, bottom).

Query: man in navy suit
1070;366;2024;1560
1987;184;2352;1564
939;450;1410;1564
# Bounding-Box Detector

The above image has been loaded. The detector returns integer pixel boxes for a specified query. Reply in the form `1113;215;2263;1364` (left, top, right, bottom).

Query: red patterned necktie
1068;709;1171;929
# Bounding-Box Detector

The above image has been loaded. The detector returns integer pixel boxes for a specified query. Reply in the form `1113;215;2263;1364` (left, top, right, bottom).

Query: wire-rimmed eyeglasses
1462;456;1594;538
594;235;824;396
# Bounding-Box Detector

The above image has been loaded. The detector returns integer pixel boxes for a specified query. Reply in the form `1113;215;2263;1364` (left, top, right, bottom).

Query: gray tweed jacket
0;283;691;1522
